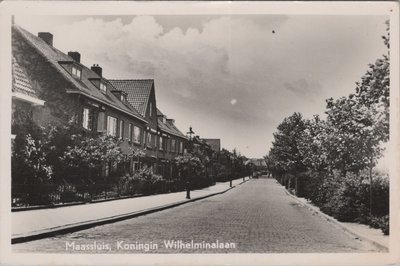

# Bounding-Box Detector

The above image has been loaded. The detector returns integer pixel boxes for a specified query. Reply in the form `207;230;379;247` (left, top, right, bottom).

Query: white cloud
15;15;389;157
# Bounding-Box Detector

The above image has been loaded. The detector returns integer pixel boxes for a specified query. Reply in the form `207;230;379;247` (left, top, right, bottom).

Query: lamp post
229;154;233;188
185;126;195;199
187;126;195;141
186;178;191;199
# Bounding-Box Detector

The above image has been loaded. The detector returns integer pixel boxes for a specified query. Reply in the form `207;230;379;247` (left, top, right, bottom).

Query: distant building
201;139;221;153
245;158;267;168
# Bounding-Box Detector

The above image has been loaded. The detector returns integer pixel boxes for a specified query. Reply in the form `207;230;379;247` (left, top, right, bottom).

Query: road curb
281;185;389;252
12;178;250;244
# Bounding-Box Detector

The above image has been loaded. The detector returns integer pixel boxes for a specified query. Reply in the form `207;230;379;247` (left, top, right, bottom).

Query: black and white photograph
0;1;399;265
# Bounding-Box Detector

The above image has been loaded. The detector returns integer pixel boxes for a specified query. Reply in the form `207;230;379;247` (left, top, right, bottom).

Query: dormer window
100;82;107;94
72;66;81;79
121;94;126;102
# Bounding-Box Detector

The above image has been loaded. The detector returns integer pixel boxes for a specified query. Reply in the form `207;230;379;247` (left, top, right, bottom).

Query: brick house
156;108;187;178
12;24;148;176
109;80;188;176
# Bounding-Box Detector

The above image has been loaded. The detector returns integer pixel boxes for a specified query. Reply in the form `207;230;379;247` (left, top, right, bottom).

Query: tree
268;112;307;192
12;127;55;205
12;133;53;185
298;115;329;172
61;135;126;186
175;153;205;190
325;96;379;176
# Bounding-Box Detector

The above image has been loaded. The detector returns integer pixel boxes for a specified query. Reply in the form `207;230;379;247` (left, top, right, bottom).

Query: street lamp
186;178;190;199
184;126;195;200
229;154;233;188
187;126;195;141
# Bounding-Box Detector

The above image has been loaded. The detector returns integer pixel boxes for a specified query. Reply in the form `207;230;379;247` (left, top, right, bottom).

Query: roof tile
12;57;41;99
108;79;153;117
13;25;146;123
156;108;187;139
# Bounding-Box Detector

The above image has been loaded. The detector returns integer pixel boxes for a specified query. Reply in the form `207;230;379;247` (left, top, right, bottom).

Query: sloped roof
245;158;267;167
157;108;187;139
192;135;210;146
108;79;153;117
201;139;221;152
12;57;38;98
13;25;146;123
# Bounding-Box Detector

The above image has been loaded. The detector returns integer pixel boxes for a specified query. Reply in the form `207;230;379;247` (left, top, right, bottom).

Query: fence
12;171;249;208
12;179;189;208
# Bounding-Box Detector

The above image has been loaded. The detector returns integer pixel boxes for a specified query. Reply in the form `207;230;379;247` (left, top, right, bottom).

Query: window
121;94;126;102
107;116;117;136
72;66;81;79
82;107;92;130
100;82;107;94
171;139;176;153
128;123;133;142
147;132;152;147
133;126;141;144
97;112;105;132
119;120;124;138
179;141;183;154
159;136;163;151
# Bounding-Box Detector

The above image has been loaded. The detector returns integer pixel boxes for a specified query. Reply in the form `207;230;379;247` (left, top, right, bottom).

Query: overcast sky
15;15;388;158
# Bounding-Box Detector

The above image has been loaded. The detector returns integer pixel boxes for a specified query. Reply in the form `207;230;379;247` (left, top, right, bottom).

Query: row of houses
11;23;193;180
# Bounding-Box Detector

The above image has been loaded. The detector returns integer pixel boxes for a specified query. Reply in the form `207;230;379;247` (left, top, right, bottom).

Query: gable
108;79;154;118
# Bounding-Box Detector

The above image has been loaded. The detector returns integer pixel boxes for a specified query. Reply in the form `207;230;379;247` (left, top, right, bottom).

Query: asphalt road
13;178;377;253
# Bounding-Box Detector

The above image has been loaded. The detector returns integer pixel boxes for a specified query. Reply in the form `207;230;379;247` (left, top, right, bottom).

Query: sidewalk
12;177;250;243
279;180;389;251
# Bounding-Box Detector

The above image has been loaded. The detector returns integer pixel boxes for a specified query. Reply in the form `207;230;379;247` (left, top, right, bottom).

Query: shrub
60;189;81;203
300;169;389;234
119;168;164;196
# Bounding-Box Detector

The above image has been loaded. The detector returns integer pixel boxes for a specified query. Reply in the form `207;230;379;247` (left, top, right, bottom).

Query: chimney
167;118;175;125
38;32;53;46
68;51;81;63
91;64;102;77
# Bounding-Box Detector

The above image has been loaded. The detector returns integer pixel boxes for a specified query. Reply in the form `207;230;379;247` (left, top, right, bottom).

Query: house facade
156;109;187;178
13;24;189;180
109;80;188;177
12;24;149;176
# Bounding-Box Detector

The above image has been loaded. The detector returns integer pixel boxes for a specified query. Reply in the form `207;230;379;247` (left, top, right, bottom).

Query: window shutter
97;112;105;132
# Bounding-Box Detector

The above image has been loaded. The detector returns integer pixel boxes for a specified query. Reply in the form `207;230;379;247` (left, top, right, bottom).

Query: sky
15;15;389;158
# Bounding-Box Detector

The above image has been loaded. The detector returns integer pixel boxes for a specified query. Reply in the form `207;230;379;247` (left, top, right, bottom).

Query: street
13;178;378;253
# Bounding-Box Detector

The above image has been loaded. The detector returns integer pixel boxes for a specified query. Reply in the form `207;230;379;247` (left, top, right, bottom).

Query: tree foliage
268;112;306;175
266;22;390;233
